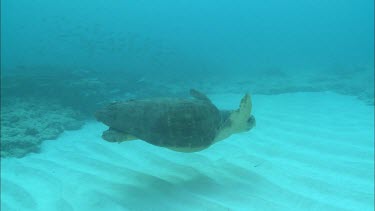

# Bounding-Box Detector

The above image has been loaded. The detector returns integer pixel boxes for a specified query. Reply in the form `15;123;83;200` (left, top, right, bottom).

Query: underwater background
1;0;374;210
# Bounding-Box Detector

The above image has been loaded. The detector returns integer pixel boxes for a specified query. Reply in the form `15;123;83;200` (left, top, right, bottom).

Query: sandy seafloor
1;92;374;211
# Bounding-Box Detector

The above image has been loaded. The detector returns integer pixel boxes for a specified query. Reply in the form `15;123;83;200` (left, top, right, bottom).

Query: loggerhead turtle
95;89;255;152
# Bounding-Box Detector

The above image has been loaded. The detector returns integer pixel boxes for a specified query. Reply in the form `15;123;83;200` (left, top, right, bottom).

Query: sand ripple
1;92;374;211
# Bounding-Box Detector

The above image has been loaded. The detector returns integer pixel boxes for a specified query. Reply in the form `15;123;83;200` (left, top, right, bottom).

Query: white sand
1;92;374;211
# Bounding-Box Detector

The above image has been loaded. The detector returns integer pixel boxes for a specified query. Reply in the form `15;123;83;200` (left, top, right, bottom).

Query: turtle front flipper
190;89;212;102
102;128;138;143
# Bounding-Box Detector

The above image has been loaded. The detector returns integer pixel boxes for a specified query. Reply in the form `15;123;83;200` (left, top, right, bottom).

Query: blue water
1;1;374;210
2;0;374;77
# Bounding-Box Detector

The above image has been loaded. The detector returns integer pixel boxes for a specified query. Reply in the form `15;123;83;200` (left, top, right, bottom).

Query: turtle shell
95;98;222;149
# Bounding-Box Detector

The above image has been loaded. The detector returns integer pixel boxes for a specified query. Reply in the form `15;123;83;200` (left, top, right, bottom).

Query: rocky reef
0;65;372;158
180;66;374;106
1;67;165;116
1;98;84;158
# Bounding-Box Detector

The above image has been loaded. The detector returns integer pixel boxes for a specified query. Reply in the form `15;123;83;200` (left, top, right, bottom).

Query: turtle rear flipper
167;145;209;153
102;128;137;143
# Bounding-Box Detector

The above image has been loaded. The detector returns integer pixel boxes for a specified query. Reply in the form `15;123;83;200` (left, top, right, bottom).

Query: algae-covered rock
1;98;84;158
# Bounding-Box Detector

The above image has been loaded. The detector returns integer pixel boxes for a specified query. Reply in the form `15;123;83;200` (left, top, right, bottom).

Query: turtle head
226;93;255;133
246;114;256;130
214;93;255;142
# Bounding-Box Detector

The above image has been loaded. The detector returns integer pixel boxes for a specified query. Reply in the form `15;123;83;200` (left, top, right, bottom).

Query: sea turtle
95;89;255;152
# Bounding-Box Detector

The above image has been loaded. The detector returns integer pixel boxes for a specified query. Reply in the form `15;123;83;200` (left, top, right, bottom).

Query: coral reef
1;98;84;158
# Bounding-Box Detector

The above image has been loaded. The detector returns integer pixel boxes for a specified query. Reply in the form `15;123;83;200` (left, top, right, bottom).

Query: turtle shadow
99;162;265;210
